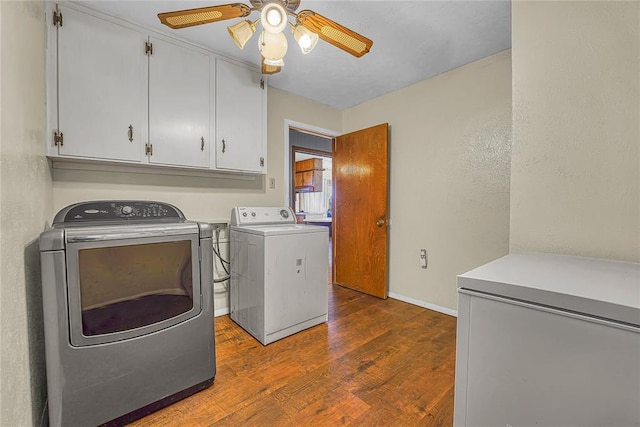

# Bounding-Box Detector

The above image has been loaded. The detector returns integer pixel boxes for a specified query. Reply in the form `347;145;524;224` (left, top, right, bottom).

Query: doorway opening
288;126;334;222
292;147;332;225
284;121;389;299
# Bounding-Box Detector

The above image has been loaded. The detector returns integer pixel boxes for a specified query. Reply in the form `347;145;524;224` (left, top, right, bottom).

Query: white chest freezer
454;253;640;427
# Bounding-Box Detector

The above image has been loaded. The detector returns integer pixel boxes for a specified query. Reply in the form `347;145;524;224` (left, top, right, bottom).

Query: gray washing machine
230;207;329;345
39;201;215;426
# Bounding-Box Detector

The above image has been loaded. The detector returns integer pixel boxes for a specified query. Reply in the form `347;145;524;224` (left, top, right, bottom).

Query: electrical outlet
420;249;428;269
269;177;276;189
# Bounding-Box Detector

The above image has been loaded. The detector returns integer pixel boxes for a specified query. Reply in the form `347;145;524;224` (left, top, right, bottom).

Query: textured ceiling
79;1;511;109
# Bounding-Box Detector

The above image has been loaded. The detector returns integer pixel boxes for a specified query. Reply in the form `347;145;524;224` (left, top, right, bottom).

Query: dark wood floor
130;284;457;426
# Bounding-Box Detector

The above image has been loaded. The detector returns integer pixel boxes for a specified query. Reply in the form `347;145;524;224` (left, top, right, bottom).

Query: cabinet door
57;6;146;162
302;171;315;187
295;158;323;172
215;59;265;173
149;37;210;168
296;171;323;192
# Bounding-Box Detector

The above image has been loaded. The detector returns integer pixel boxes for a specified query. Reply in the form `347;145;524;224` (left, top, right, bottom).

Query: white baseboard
215;295;455;318
214;307;230;317
387;292;458;317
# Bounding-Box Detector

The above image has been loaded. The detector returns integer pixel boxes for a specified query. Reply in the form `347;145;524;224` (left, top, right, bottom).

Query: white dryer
229;207;329;345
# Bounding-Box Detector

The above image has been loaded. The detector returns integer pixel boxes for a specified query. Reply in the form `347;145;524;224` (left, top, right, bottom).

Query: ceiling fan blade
261;57;281;75
158;3;251;29
296;10;373;58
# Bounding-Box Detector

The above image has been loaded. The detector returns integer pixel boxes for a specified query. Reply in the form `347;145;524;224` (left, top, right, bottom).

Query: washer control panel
55;201;185;223
230;207;296;226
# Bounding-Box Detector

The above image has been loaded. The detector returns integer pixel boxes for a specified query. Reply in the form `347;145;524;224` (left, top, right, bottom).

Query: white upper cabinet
148;37;210;168
48;4;267;175
55;5;147;162
215;58;266;173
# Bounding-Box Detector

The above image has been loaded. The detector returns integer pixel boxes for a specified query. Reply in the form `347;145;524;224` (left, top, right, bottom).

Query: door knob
376;218;385;227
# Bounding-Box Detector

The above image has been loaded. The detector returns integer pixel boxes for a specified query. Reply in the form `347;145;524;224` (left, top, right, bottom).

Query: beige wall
343;51;512;311
0;1;52;425
510;1;640;262
52;87;341;314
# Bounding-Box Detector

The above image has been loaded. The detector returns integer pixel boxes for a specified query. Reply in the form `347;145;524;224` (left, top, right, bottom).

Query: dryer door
65;231;202;346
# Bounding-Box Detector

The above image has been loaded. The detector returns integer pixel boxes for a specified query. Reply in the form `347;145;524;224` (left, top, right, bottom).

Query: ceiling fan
158;0;373;75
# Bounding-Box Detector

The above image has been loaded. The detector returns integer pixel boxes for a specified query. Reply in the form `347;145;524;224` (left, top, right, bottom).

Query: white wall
510;1;640;263
342;51;512;312
52;87;341;314
0;1;52;425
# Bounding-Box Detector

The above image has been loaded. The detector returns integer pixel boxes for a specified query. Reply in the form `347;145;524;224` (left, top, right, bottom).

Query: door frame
283;120;340;208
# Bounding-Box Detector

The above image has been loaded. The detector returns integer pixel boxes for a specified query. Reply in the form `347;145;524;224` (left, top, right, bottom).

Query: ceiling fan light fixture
227;19;256;49
158;2;373;75
263;57;284;67
261;56;282;74
258;30;288;63
292;24;318;54
260;2;287;33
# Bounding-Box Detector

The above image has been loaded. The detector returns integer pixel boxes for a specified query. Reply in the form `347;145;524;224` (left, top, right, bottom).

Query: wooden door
333;123;389;298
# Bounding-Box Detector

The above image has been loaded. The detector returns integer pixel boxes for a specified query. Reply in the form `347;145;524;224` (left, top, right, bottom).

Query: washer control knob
242;212;248;217
280;209;290;219
121;205;133;215
251;212;256;217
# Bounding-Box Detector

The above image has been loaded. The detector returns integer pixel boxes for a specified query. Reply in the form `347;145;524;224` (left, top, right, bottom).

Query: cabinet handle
200;137;205;151
222;139;226;153
128;125;133;142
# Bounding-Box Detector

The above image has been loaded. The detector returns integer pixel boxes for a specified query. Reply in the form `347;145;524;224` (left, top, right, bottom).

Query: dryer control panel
54;201;184;223
230;207;296;226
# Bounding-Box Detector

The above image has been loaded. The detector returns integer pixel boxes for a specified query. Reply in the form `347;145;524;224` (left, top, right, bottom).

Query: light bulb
293;25;318;55
261;3;287;33
299;34;313;50
266;9;281;27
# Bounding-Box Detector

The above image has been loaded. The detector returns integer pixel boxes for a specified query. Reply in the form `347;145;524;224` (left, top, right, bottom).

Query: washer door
65;230;202;346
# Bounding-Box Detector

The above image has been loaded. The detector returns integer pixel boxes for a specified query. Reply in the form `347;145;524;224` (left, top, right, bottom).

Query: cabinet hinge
53;131;64;147
145;42;153;56
260;157;264;167
260;78;264;89
52;10;63;27
145;143;153;156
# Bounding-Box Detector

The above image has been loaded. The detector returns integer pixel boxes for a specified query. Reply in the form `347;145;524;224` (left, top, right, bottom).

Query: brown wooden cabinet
294;158;323;192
